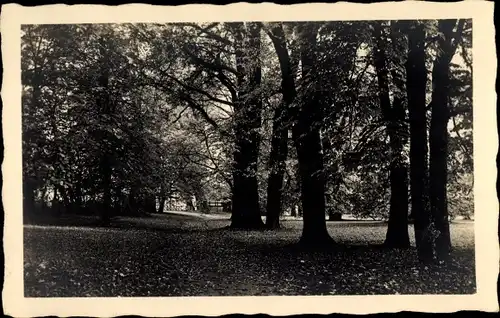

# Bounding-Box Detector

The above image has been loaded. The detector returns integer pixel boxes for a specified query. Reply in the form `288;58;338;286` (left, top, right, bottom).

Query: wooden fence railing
163;200;231;213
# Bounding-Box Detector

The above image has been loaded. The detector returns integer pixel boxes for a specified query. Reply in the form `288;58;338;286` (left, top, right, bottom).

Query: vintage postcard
2;1;498;316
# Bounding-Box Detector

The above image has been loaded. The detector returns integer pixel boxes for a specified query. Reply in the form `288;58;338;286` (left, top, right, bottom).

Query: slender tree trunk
97;37;112;225
40;186;48;212
71;177;83;214
230;22;265;229
429;19;462;261
23;179;37;216
405;21;433;262
100;156;112;224
128;187;137;215
55;184;70;216
158;196;166;214
373;22;410;248
23;72;42;218
51;188;61;217
265;24;297;229
295;23;333;246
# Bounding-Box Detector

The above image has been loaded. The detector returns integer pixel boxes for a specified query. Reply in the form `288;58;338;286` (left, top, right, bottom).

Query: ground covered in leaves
24;213;476;297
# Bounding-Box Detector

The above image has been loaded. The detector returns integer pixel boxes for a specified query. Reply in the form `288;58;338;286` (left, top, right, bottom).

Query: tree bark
385;146;410;247
429;19;462;261
265;23;297;229
100;156;112;224
295;125;331;245
97;35;119;225
404;21;433;262
157;196;166;214
23;178;37;216
55;184;71;216
265;110;288;229
51;187;62;217
143;193;156;214
71;175;83;214
128;187;137;215
97;36;114;226
295;23;333;246
373;22;410;248
41;186;48;212
23;68;42;218
230;22;265;229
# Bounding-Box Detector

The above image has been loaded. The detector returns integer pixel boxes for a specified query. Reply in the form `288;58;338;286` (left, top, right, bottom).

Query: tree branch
183;44;239;75
451;116;472;156
165;72;234;108
178;22;232;46
179;92;232;139
451;19;466;53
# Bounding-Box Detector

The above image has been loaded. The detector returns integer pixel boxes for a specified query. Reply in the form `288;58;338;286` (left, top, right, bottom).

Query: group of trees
22;24;218;221
22;19;472;263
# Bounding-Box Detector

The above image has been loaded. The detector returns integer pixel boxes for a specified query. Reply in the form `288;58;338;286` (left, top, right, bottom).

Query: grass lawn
24;213;475;297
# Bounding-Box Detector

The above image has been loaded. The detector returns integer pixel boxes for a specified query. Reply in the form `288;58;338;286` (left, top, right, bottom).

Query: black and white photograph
2;2;498;317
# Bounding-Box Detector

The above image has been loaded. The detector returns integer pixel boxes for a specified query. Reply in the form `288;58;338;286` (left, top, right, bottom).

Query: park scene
21;19;474;297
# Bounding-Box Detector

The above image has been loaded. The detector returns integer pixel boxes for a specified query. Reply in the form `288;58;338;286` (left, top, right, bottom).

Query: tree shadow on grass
243;240;474;275
257;241;400;253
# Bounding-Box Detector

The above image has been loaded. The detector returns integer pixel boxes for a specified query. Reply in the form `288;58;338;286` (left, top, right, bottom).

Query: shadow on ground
23;213;476;297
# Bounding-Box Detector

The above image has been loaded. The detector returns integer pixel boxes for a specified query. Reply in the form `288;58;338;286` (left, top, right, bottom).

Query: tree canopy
22;19;472;262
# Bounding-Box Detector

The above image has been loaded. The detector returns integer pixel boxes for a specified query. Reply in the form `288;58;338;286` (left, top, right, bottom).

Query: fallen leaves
23;213;476;297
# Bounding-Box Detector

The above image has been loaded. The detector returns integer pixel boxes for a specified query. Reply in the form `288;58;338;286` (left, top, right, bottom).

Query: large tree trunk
429;19;463;261
265;24;297;229
143;193;156;214
405;21;433;262
373;22;410;248
294;125;331;245
265;110;288;229
294;23;333;246
231;129;263;229
230;22;265;229
386;138;410;247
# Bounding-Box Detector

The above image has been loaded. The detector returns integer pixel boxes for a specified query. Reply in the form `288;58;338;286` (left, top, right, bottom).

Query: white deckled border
2;2;498;316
